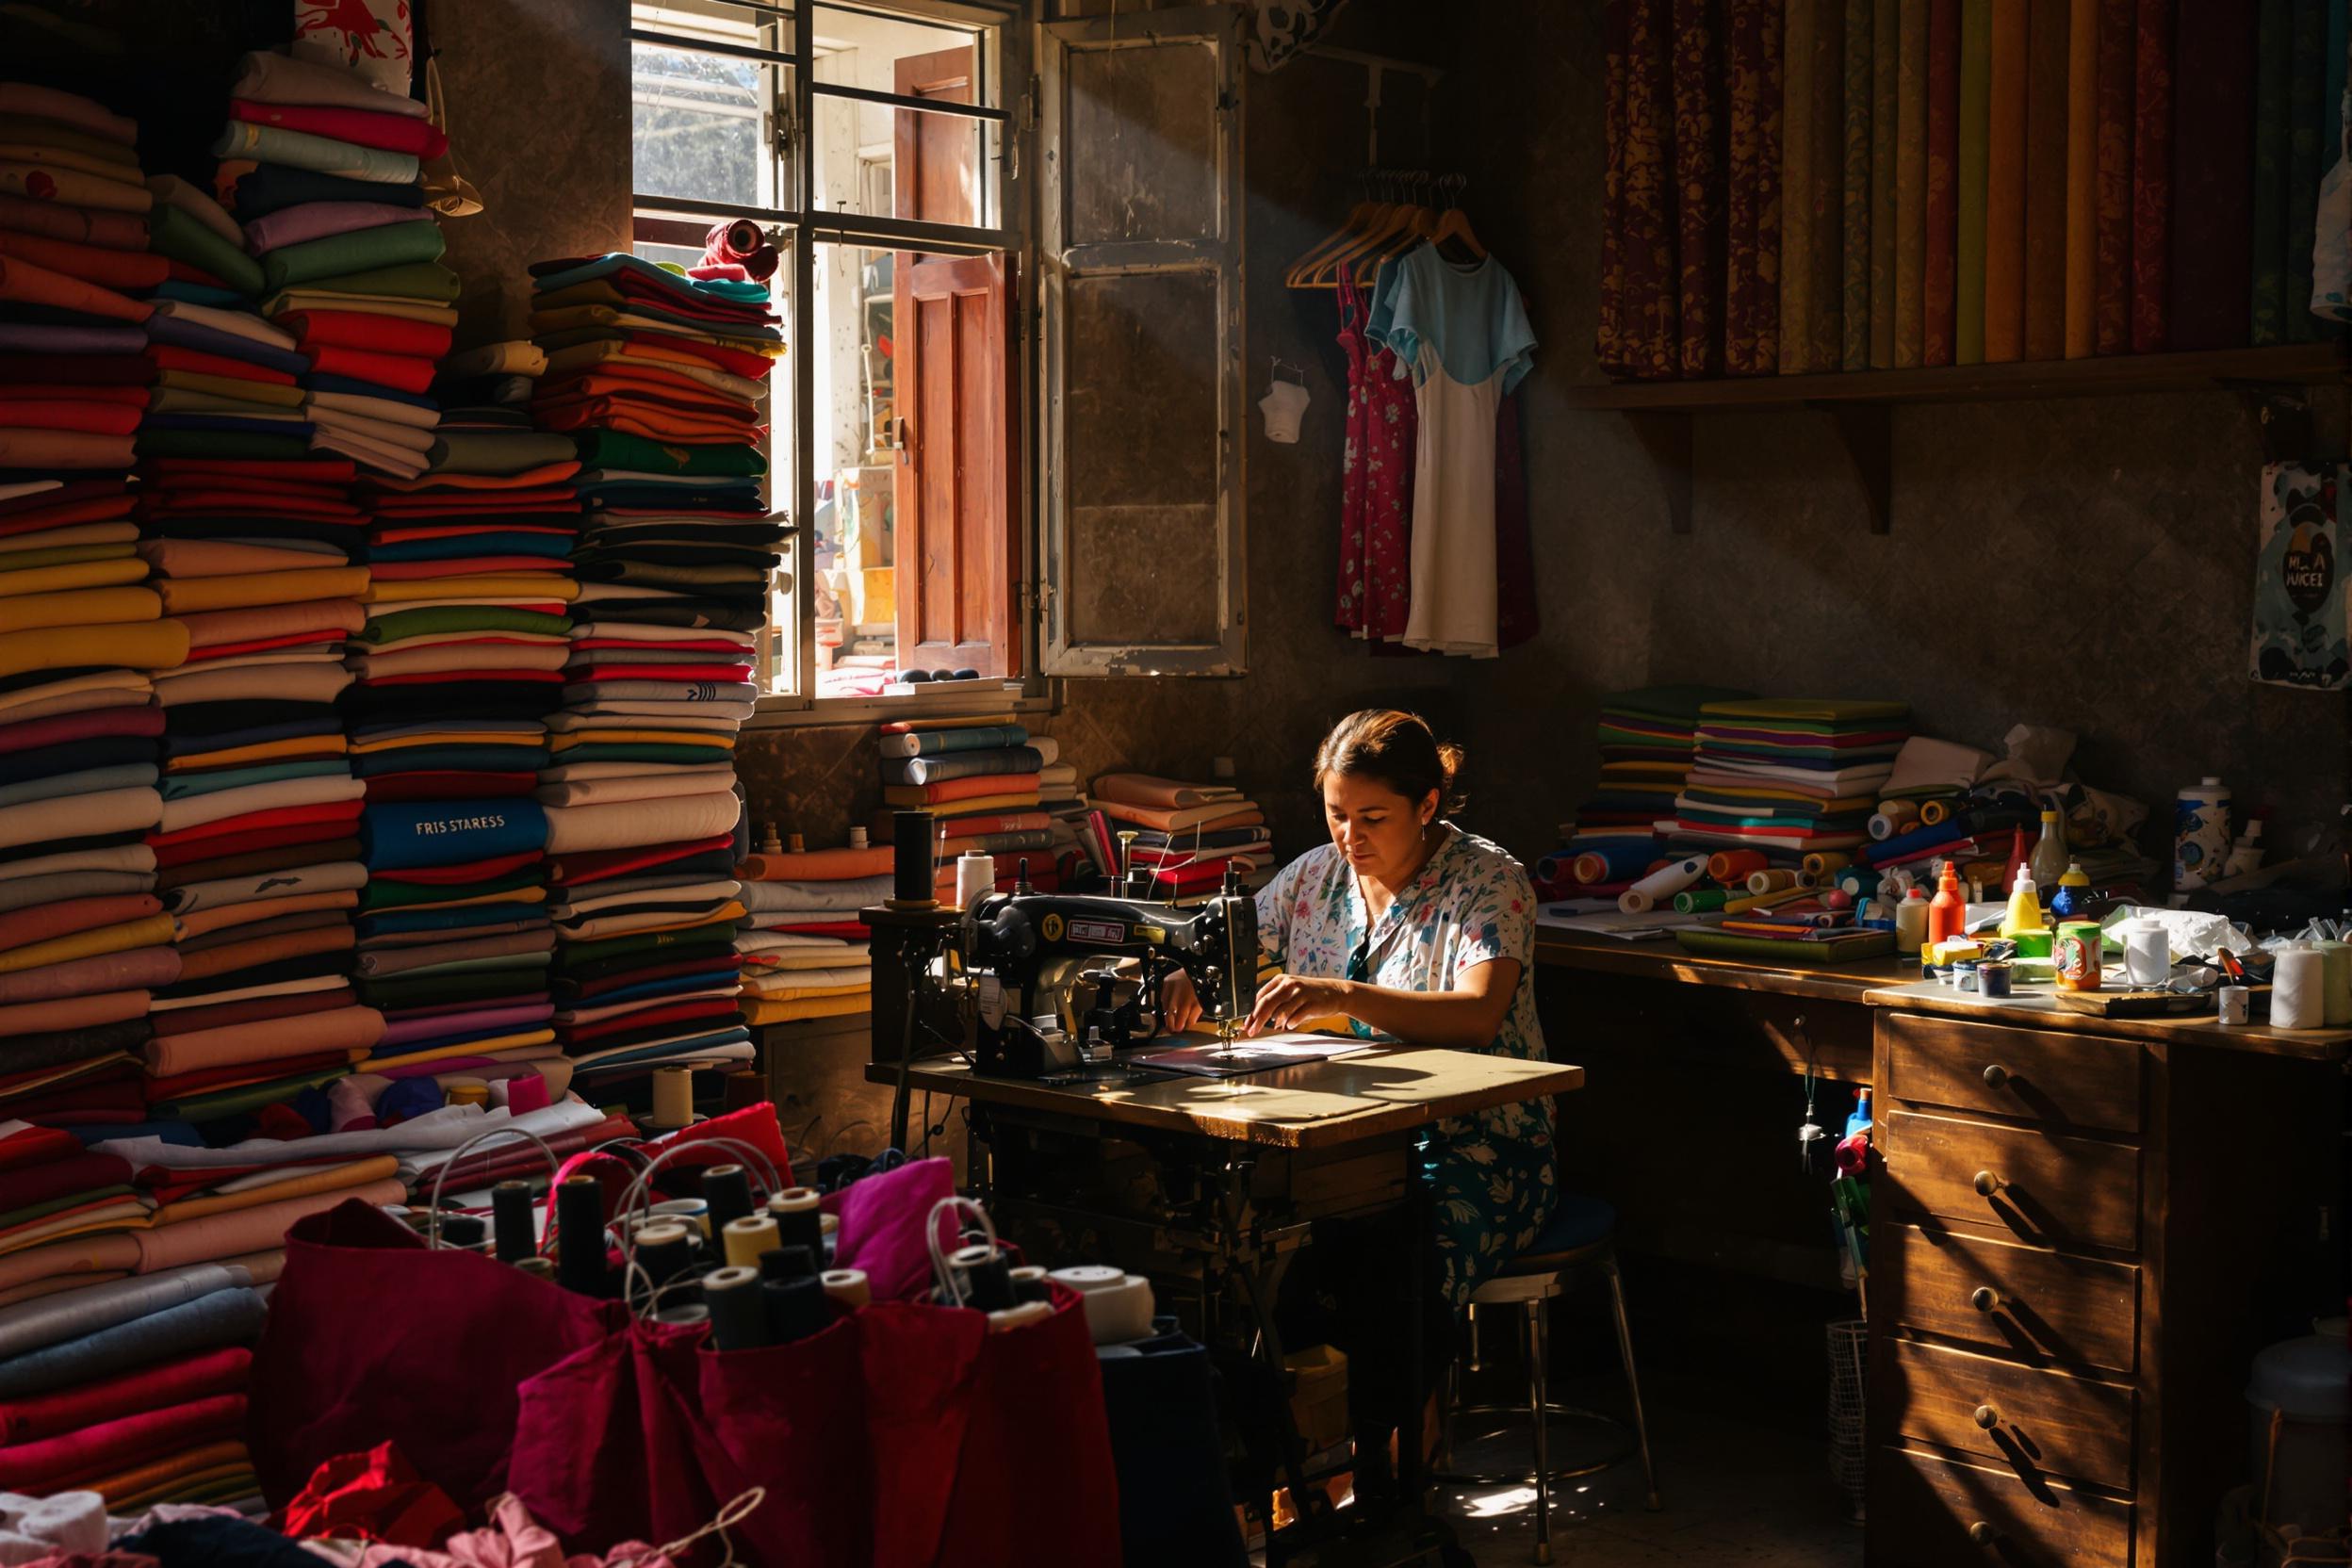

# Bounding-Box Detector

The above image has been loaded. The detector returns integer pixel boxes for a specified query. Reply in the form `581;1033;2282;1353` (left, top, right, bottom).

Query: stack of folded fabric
1086;773;1269;900
874;720;1064;900
1674;699;1913;860
1554;685;1754;901
730;841;879;1027
210;50;456;483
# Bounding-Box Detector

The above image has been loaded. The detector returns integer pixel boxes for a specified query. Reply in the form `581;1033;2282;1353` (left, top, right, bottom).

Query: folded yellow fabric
150;1155;400;1226
352;1030;557;1074
350;729;544;752
743;994;869;1025
153;370;308;407
0;914;177;977
0;586;161;636
164;734;347;771
155;567;371;614
364;575;580;604
0;558;147;598
548;729;734;751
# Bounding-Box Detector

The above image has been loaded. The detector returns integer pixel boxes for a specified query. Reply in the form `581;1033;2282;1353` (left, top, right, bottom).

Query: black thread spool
758;1244;816;1283
554;1176;611;1298
767;1187;823;1255
436;1214;485;1250
634;1220;695;1289
955;1244;1014;1311
762;1274;827;1344
701;1164;756;1232
890;809;937;906
704;1265;770;1350
492;1181;536;1264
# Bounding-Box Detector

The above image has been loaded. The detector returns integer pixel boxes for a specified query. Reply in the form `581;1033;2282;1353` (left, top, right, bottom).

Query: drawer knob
1972;1403;2001;1430
1970;1286;2001;1313
1968;1521;1999;1547
1982;1063;2010;1088
1972;1169;2005;1197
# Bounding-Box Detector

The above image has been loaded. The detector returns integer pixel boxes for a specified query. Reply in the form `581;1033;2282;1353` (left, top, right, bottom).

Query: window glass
631;39;775;207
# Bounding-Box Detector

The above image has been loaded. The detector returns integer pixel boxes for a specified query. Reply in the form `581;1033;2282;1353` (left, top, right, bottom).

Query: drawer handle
1970;1286;2001;1314
1972;1403;2001;1430
1982;1063;2010;1088
1968;1521;1999;1547
1973;1169;2005;1197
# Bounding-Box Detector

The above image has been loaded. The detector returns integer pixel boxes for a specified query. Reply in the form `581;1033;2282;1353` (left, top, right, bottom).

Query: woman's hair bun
1314;710;1466;816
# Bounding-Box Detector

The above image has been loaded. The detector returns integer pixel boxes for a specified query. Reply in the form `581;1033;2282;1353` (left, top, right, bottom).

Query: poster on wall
2250;463;2348;690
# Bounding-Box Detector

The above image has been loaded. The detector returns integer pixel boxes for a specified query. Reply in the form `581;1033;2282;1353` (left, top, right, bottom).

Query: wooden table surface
866;1046;1585;1151
1536;926;1920;1002
1864;979;2352;1061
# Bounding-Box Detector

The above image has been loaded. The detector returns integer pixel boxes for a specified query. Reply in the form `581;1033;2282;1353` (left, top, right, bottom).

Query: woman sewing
1162;708;1559;1312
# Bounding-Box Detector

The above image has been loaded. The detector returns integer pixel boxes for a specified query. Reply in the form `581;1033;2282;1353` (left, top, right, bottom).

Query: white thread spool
648;1066;694;1130
821;1267;871;1309
2121;922;2169;987
2218;985;2251;1025
1076;1273;1155;1344
2272;947;2328;1030
1048;1265;1125;1293
1618;855;1707;914
956;852;994;909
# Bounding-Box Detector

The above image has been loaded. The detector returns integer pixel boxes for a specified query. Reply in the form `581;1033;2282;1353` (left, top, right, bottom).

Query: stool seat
1501;1195;1617;1273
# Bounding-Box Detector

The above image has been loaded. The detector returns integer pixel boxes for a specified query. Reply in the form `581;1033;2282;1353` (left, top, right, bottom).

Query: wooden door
893;44;977;228
891;252;1018;676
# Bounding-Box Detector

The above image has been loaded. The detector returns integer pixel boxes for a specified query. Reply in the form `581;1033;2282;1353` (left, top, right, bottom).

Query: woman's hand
1245;974;1353;1037
1159;969;1203;1033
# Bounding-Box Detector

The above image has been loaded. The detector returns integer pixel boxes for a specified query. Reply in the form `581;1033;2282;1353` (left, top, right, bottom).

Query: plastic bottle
1895;887;1931;953
2049;861;2092;923
1844;1087;1873;1139
2001;825;2032;895
2173;776;2231;891
1928;860;1968;947
2028;809;2070;891
2001;870;2044;939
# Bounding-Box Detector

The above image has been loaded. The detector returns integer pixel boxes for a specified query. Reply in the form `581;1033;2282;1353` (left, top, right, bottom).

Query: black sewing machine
956;863;1260;1078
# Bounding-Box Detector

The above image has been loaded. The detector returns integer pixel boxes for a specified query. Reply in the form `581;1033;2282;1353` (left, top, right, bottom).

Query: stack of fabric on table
1673;700;1912;862
1548;684;1754;902
1086;773;1269;900
211;50;455;483
731;841;877;1027
875;719;1062;899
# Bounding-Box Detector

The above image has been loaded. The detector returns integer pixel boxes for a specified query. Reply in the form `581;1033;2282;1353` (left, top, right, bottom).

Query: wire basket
1826;1318;1868;1521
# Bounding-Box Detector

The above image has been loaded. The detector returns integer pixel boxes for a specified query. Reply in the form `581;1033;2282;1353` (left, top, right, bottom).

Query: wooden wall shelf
1575;343;2349;534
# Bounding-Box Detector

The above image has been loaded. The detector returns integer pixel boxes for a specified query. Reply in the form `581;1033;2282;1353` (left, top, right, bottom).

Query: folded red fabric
0;1347;252;1446
0;356;155;387
146;457;359;483
0;400;142;435
229;99;449;159
277;309;452;359
0;1148;135;1218
0;1125;80;1175
302;344;436;394
0;703;164;754
0;1392;249;1493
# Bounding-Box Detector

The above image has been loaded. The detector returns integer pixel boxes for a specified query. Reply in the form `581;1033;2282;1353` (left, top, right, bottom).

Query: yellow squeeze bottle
2001;870;2045;940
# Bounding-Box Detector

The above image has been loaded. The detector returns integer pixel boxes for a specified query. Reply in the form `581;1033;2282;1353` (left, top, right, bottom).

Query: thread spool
956;852;994;910
654;1303;711;1328
952;1242;1015;1311
701;1165;756;1232
647;1066;695;1130
889;809;937;908
767;1187;823;1254
649;1197;710;1238
2218;985;2252;1025
634;1220;694;1287
1077;1273;1155;1345
446;1082;487;1107
555;1176;610;1298
2121;923;2169;987
503;1073;550;1116
705;1265;769;1350
1049;1265;1124;1293
1707;849;1768;885
1746;869;1802;895
516;1256;556;1282
2311;939;2352;1025
1870;803;1921;841
1673;888;1730;914
722;1214;779;1268
1837;868;1883;901
2273;946;2328;1029
760;1244;817;1282
848;825;869;849
1618;854;1707;914
1007;1264;1051;1304
492;1180;536;1264
1802;851;1851;879
821;1268;871;1309
437;1214;486;1250
1918;799;1953;826
763;1274;828;1343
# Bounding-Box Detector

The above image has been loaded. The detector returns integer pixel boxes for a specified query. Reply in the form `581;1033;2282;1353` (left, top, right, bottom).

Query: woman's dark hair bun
1313;710;1465;816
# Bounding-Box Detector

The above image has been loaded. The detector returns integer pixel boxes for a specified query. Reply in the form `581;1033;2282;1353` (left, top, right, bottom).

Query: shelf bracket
1625;411;1693;534
1817;401;1893;535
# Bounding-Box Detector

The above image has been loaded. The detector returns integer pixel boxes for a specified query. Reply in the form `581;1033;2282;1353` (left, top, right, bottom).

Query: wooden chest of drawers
1866;1007;2340;1567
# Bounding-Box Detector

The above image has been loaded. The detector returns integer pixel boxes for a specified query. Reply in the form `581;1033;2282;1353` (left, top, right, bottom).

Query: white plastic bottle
2173;776;2232;891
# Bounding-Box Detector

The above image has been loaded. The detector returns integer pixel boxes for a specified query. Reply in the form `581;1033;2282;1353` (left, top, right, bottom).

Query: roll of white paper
2272;947;2327;1030
1618;854;1707;914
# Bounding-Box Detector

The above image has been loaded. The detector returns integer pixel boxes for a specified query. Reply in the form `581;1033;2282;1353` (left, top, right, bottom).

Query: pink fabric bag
827;1155;956;1302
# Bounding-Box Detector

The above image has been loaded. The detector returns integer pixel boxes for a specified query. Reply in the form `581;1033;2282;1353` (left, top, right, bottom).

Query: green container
2011;929;2053;961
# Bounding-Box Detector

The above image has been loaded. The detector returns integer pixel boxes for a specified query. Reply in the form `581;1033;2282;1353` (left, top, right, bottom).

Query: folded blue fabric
0;1286;266;1399
142;314;313;377
356;902;549;939
152;281;252;308
360;798;547;870
365;534;572;563
350;745;545;778
304;374;440;410
159;760;351;800
571;1026;753;1072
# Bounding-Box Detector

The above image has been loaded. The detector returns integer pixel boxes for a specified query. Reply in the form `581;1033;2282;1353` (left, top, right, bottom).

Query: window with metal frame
629;0;1030;718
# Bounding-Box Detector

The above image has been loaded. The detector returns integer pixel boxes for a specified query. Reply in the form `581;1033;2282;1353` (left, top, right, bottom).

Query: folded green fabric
572;430;766;478
261;261;459;311
361;868;546;910
259;219;446;292
144;202;263;297
359;605;573;644
155;1065;352;1122
551;743;732;767
426;429;580;477
134;430;310;461
211;121;420;185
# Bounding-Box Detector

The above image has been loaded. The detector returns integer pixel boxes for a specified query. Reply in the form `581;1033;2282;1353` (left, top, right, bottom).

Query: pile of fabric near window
521;253;782;1089
729;841;879;1028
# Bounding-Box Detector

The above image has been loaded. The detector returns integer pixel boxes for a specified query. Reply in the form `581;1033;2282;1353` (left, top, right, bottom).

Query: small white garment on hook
1259;368;1310;443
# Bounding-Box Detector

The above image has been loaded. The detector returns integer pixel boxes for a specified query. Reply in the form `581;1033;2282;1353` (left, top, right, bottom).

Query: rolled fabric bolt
1618;854;1707;914
701;1165;755;1232
634;1220;694;1287
1802;851;1852;878
705;1265;769;1350
760;1244;817;1282
722;1214;780;1269
647;1065;694;1129
890;809;937;906
1822;889;1854;910
1533;852;1570;886
1918;799;1953;826
1838;868;1883;900
555;1176;609;1298
1707;849;1768;885
822;1267;871;1309
1673;888;1730;914
2311;939;2352;1025
763;1274;827;1342
1571;843;1658;884
767;1186;823;1254
1870;803;1921;841
1746;869;1802;895
1049;1265;1124;1293
2273;947;2328;1029
492;1180;536;1264
2218;985;2251;1025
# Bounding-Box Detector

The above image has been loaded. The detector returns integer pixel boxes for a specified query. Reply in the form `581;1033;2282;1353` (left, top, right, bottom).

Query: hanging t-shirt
1368;246;1537;659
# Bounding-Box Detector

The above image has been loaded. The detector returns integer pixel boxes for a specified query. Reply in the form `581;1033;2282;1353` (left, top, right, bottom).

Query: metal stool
1436;1196;1660;1564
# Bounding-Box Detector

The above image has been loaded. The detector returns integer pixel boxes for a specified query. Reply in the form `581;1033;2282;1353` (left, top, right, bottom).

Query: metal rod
629;26;796;66
1300;41;1444;84
810;79;1010;122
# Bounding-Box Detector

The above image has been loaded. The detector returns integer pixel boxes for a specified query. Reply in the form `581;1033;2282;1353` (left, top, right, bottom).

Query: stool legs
1527;1298;1551;1566
1602;1254;1662;1511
